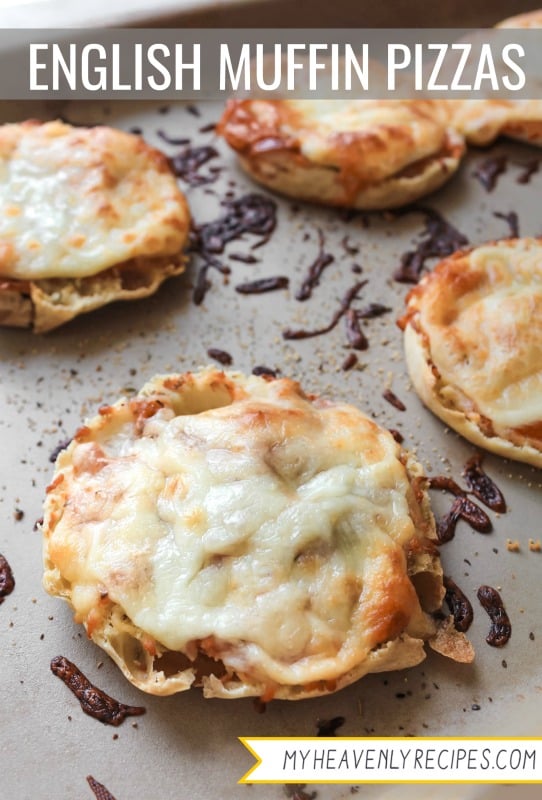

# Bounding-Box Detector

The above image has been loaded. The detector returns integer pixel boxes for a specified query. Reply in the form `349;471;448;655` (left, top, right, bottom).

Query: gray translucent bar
2;28;541;99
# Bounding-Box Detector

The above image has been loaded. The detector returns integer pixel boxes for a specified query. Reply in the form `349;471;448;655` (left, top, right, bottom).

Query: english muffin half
218;99;465;210
42;368;467;701
399;238;542;468
0;120;190;332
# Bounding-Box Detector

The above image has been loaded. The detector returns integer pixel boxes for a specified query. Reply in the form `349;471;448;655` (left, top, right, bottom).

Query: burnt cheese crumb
382;389;406;411
444;575;474;632
472;154;508;192
342;352;358;372
169;145;220;187
394;207;468;283
235;276;289;294
516;158;539;184
316;716;345;736
0;553;15;604
493;210;520;239
477;586;512;648
283;280;367;341
295;229;335;301
344;308;369;351
462;454;506;512
206;348;233;366
252;365;278;378
86;775;118;800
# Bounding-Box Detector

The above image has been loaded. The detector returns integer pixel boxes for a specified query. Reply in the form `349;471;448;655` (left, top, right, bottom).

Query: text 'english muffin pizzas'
42;368;470;702
218;99;465;210
400;238;542;468
0;120;190;332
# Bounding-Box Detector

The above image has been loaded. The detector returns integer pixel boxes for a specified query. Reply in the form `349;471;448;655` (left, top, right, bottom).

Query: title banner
1;28;541;99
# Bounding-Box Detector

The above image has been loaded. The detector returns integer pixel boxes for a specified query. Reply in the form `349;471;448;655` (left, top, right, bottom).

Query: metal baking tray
1;74;541;800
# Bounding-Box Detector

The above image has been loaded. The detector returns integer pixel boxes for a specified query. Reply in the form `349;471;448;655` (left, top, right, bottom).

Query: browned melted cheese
43;369;444;698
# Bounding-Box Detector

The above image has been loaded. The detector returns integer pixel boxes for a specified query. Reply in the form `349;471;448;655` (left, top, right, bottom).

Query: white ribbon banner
239;737;542;784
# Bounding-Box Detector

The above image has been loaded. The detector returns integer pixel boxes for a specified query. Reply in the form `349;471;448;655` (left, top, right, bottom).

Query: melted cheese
284;99;450;174
43;370;434;689
0;120;189;280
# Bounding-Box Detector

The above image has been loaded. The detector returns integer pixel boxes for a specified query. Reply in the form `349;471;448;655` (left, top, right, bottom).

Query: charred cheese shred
43;369;447;699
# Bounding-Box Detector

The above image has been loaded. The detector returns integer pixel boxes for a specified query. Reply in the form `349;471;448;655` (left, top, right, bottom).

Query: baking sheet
0;96;541;800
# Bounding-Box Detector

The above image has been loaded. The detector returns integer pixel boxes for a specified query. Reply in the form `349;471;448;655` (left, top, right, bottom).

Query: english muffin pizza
399;238;542;468
496;9;542;28
42;368;469;701
218;99;465;210
0;120;190;332
450;10;542;147
452;99;542;149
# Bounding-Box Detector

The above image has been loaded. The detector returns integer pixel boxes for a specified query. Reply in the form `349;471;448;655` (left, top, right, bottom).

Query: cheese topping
412;240;542;432
283;99;451;177
0;120;189;280
43;370;437;690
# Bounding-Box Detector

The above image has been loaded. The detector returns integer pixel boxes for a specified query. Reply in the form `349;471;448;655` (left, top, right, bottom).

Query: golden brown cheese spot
217;100;293;154
356;549;417;646
405;535;439;560
68;234;86;248
72;442;109;476
130;398;165;435
46;473;64;493
163;375;188;392
73;425;92;443
508;421;542;450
